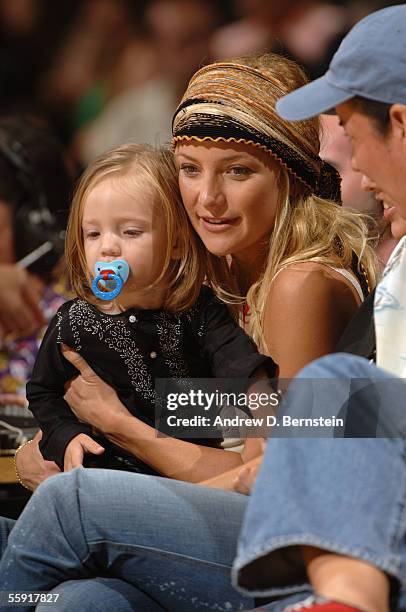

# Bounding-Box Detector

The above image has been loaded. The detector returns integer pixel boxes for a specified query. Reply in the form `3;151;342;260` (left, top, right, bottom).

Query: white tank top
329;266;364;303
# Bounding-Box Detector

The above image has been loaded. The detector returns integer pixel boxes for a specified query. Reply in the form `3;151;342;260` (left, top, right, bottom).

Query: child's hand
64;434;105;471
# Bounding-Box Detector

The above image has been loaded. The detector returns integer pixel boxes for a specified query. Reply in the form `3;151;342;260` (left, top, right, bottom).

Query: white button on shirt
150;351;157;359
129;315;136;323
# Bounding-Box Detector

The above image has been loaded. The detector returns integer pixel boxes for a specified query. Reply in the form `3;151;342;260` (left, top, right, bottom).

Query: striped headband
172;62;341;202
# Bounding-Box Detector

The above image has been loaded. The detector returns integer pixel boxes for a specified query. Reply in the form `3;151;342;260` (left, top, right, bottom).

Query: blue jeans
234;354;406;610
2;353;406;611
0;470;254;612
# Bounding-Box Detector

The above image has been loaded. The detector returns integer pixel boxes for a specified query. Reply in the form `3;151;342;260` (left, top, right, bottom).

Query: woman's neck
231;250;267;296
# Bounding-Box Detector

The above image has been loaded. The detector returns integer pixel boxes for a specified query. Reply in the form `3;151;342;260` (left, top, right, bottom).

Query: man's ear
389;104;406;139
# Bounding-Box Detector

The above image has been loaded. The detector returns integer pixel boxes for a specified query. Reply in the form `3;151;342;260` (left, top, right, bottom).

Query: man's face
320;114;382;215
336;101;406;217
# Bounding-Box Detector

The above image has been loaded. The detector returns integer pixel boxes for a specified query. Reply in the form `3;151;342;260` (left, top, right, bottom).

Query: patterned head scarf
172;61;341;202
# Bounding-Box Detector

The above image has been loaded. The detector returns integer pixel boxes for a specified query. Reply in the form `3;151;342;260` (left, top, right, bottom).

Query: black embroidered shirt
27;286;274;469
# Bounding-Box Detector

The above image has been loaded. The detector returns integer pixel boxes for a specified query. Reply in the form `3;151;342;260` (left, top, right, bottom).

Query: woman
1;54;377;611
173;53;376;374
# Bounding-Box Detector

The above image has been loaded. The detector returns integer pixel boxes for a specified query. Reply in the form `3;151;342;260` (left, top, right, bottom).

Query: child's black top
27;286;274;470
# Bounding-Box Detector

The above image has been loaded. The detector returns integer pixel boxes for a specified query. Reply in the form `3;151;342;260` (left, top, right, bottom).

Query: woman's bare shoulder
263;260;359;347
262;262;360;377
269;261;349;300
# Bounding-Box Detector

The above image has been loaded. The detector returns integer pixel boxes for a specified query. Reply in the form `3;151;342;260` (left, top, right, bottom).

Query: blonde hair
246;181;378;350
174;53;379;350
66;143;208;312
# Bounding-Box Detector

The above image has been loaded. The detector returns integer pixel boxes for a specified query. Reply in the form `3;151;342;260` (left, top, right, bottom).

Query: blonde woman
5;54;378;611
173;53;378;377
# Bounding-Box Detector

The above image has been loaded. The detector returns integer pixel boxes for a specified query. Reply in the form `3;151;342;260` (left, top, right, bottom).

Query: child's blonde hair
66;143;208;312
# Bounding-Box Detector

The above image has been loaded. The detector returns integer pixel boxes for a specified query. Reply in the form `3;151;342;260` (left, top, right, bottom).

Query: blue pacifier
91;259;130;301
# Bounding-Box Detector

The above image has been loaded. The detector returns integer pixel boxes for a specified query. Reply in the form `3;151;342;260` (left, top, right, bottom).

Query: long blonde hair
173;53;379;350
66;143;208;312
245;177;377;349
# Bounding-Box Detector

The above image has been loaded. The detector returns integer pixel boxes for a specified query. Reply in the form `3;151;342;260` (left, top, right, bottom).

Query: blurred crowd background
0;0;401;488
0;0;402;169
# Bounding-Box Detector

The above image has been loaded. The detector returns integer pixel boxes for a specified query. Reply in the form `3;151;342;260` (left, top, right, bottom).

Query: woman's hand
63;433;104;471
15;430;61;491
199;452;264;492
62;344;131;433
233;439;267;494
232;463;260;495
232;440;266;494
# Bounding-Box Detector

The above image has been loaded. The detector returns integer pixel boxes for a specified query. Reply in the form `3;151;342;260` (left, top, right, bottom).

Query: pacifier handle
91;270;124;301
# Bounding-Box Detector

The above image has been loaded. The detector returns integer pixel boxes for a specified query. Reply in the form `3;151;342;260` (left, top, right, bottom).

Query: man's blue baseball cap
276;4;406;121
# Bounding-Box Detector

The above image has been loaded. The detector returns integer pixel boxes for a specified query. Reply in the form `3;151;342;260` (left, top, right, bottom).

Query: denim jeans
233;353;406;611
0;517;14;557
2;353;406;611
0;470;254;612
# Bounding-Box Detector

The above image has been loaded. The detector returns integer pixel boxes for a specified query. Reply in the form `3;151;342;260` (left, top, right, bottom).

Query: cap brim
276;75;354;121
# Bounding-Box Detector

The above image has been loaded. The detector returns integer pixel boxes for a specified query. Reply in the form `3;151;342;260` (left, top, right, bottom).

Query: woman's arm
62;346;259;482
262;263;361;378
103;414;244;482
199;453;263;492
